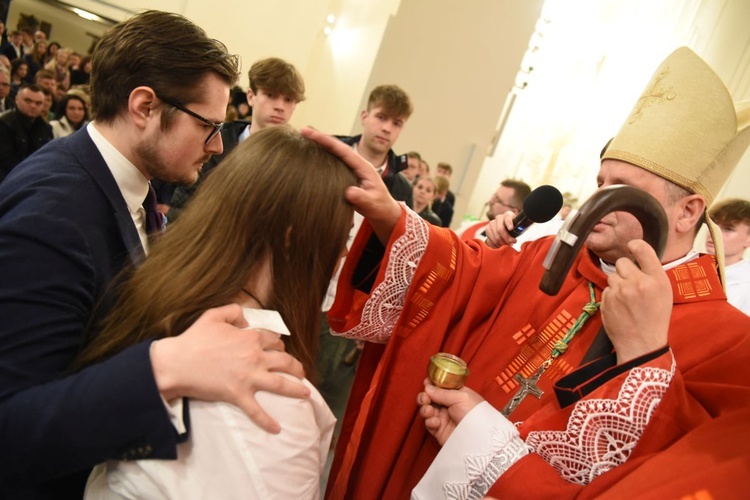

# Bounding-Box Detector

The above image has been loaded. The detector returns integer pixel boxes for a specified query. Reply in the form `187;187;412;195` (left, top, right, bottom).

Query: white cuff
161;395;187;436
412;401;529;499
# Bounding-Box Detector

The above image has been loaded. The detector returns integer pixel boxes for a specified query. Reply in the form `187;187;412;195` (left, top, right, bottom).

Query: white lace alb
336;209;429;343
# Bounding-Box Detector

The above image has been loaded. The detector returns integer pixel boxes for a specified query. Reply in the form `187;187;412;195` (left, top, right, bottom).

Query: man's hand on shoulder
150;304;309;434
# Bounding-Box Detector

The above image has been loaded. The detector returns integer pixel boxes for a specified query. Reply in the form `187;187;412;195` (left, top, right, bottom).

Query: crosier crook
540;184;668;296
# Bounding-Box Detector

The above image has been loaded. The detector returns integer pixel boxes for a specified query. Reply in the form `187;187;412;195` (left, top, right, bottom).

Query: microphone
508;185;563;237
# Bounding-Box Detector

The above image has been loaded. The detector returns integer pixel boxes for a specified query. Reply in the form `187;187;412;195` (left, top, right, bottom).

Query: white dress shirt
86;122;150;252
725;259;750;315
85;309;336;500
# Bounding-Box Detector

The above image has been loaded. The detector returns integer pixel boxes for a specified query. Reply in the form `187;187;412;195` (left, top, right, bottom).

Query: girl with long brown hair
82;126;357;499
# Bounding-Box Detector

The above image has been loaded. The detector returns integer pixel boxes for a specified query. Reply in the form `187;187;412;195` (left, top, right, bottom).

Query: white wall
472;0;750;226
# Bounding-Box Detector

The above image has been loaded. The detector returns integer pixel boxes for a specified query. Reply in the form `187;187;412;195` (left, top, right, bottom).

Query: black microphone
508;185;564;237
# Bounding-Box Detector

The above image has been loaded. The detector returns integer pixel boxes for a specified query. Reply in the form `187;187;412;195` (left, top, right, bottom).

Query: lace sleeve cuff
335;207;429;343
412;401;530;500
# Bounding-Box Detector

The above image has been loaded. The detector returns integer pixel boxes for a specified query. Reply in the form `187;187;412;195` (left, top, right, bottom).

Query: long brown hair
76;126;356;377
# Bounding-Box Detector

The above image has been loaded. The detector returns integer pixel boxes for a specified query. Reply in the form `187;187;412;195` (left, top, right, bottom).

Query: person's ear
674;194;706;234
246;88;255;107
360;109;368;124
129;86;157;130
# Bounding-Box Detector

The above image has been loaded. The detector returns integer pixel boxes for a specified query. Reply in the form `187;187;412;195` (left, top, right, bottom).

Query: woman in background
44;41;60;65
70;55;91;86
44;46;71;92
50;93;89;138
80;126;357;499
9;59;27;94
412;177;442;226
22;39;46;83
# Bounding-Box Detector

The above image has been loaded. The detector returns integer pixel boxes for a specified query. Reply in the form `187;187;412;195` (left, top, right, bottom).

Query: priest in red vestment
303;46;750;500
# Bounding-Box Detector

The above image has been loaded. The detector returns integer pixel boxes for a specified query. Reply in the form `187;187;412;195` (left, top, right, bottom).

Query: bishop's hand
417;378;485;446
601;239;673;364
300;126;401;243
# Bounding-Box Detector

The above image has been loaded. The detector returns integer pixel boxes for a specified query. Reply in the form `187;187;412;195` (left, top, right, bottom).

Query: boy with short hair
246;57;305;133
401;151;421;183
168;57;305;220
338;84;414;206
707;198;750;314
316;84;415;419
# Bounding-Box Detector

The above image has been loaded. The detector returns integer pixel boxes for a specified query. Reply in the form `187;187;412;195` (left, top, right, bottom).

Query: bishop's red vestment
325;208;750;499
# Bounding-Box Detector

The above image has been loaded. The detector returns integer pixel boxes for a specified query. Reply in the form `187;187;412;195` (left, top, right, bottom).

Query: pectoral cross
501;366;546;417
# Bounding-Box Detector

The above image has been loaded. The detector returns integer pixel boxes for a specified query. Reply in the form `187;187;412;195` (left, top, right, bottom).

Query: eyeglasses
156;94;224;144
489;195;519;211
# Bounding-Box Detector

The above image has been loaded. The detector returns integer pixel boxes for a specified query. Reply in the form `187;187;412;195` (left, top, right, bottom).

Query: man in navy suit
0;11;308;498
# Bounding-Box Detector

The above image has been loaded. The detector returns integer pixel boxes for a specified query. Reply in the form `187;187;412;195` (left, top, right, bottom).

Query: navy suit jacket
0;129;181;497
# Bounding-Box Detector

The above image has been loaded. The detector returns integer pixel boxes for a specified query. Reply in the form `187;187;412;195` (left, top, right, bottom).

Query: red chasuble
457;220;488;242
326;209;750;499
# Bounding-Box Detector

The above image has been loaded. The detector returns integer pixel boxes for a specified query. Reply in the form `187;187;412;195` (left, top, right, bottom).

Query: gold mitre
602;46;750;286
602;47;750;205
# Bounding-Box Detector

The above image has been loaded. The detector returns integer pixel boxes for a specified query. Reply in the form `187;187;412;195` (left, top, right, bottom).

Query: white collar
238;124;251;143
241;308;291;336
600;249;699;276
86;121;149;215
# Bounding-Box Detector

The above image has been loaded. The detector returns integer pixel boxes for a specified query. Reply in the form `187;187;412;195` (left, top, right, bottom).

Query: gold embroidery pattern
495;311;575;394
672;261;712;299
628;68;676;124
512;325;535;344
407;240;457;329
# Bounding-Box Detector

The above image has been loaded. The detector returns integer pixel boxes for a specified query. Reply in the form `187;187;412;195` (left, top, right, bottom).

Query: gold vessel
427;353;469;389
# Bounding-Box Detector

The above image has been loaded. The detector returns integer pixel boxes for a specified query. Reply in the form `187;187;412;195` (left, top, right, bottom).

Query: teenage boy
401;151;422;184
706;198;750;314
316;84;414;420
168;57;305;220
337;84;414;206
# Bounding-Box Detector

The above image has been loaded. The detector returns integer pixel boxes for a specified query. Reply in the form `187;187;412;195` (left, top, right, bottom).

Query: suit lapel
69;130;145;265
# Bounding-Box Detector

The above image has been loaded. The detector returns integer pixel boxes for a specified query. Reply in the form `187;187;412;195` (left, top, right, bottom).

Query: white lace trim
336;208;429;343
444;429;530;500
430;355;676;499
525;353;677;485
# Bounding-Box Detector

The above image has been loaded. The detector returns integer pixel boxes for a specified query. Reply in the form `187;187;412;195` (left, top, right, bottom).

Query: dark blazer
1;41;23;62
0;129;182;498
0;95;14;113
335;135;414;293
0;110;53;182
432;198;454;228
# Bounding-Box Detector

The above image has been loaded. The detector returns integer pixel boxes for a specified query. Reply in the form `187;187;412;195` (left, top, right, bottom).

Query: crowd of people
0;25;91;182
0;10;748;500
